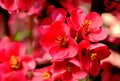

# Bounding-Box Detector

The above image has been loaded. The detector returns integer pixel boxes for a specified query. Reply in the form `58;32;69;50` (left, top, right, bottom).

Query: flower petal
90;61;100;76
18;0;34;10
67;38;78;58
0;62;12;73
72;65;87;79
93;46;111;60
89;28;108;42
49;46;68;60
67;8;85;31
85;12;103;30
53;61;66;74
70;8;85;27
22;56;36;70
51;8;67;21
40;32;58;51
90;43;111;60
63;72;73;81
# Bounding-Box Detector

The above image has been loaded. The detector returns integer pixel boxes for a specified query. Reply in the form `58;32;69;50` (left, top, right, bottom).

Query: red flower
40;21;77;60
67;8;108;42
53;58;87;81
78;40;111;76
0;37;36;80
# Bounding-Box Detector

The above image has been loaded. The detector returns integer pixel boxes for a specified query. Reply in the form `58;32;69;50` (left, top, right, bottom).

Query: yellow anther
42;72;51;79
10;55;21;69
91;53;97;61
55;36;68;47
66;66;72;72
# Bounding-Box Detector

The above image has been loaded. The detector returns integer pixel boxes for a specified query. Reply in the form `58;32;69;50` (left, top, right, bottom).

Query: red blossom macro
0;37;36;80
53;58;87;81
67;8;108;42
0;0;113;80
78;40;111;76
40;21;77;60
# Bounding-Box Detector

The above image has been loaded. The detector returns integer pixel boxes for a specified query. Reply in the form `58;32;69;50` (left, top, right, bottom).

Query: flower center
91;53;97;61
10;55;21;69
66;66;72;72
55;36;68;47
42;72;51;79
82;49;97;61
82;20;92;33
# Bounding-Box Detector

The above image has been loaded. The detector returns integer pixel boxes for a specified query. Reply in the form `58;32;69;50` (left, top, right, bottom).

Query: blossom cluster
0;0;111;81
39;8;111;81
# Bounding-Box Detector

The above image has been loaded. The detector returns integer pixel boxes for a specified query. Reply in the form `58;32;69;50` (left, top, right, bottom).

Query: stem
0;7;10;36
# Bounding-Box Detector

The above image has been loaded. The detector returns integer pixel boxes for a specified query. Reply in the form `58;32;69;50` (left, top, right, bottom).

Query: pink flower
78;40;111;76
53;58;87;81
40;21;77;60
67;8;108;42
0;37;36;80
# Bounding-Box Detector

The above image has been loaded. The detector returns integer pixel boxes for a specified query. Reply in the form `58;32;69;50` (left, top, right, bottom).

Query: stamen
82;20;92;33
91;53;97;61
10;55;21;69
42;72;51;79
66;66;72;72
55;36;68;47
